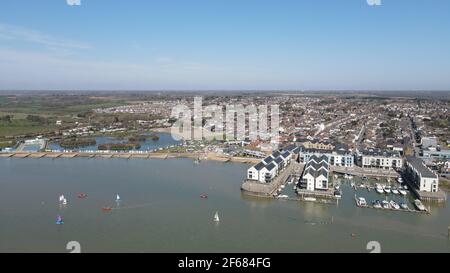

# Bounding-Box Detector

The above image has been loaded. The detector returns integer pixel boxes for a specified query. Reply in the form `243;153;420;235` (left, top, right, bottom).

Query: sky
0;0;449;91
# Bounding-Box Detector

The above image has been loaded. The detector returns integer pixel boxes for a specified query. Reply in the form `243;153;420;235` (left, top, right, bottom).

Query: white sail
116;194;121;201
214;211;220;222
59;195;65;202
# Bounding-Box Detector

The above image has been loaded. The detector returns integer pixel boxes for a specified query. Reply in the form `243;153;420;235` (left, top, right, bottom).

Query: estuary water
0;158;449;253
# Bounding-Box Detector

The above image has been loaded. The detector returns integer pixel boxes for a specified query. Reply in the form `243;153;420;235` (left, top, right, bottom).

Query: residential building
405;156;439;192
359;149;403;169
298;155;330;191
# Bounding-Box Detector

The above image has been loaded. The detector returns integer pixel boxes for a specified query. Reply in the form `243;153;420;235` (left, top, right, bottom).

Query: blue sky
0;0;449;90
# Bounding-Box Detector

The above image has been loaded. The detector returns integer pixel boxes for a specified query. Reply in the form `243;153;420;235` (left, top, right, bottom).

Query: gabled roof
253;161;266;171
281;151;291;158
266;162;277;171
263;156;274;164
272;151;281;158
274;156;284;164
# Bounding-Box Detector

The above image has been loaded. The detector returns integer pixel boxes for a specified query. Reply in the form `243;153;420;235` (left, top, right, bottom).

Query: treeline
60;138;96;148
98;143;141;151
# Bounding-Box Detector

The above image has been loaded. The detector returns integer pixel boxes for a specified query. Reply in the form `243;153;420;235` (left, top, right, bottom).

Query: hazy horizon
1;0;450;90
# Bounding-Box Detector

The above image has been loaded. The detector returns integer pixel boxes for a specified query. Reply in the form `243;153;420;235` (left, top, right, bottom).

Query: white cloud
0;23;91;50
367;0;381;6
66;0;81;6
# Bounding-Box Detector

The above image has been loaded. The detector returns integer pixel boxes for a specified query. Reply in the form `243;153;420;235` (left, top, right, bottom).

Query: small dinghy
102;207;113;212
78;193;88;199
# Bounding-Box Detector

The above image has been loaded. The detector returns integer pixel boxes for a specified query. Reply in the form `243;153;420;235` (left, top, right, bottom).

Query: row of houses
297;145;354;167
298;155;330;191
247;149;294;183
358;148;403;169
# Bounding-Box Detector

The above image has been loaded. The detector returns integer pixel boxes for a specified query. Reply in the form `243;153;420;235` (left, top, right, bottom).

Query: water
1;158;449;253
47;133;180;152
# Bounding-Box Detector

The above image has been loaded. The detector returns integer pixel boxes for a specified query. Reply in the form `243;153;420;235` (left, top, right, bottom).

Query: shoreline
0;151;260;164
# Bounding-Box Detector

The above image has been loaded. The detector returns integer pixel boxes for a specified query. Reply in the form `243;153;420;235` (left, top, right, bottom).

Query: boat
397;176;403;183
373;200;382;209
102;207;112;212
399;189;407;196
350;182;355;188
375;184;384;194
334;190;342;199
280;185;285;189
304;197;317;202
389;200;400;210
403;185;408;190
400;202;409;210
357;197;367;207
383;185;391;194
116;194;121;202
56;215;64;225
213;211;220;222
78;193;88;199
200;194;208;199
277;195;289;199
59;195;65;203
382;200;390;209
414;199;426;211
391;187;400;195
334;184;340;190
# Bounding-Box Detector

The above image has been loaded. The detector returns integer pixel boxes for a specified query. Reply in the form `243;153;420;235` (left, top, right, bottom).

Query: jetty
354;196;430;214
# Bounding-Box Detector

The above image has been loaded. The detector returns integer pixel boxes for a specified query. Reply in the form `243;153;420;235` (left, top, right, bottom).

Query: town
1;91;449;211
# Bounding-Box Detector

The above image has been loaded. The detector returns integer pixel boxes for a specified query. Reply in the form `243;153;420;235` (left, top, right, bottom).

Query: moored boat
383;185;391;194
399;189;407;196
373;200;382;209
390;200;400;210
391;187;400;195
357;197;367;207
334;190;342;199
414;199;426;211
382;200;390;209
376;184;384;194
400;202;409;210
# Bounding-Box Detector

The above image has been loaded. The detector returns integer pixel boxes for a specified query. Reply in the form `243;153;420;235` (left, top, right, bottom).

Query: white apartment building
405;157;439;192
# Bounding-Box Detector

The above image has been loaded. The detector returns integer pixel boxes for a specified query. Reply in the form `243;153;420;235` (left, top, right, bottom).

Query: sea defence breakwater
0;151;261;164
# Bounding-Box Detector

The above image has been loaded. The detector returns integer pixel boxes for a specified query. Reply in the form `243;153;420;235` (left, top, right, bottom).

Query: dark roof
253;161;266;171
406;157;438;178
274;156;284;164
281;151;291;158
263;156;274;164
272;151;281;158
361;148;400;157
266;162;276;171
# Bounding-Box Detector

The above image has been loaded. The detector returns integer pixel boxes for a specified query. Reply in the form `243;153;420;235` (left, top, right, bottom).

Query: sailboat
116;194;121;202
213;211;220;222
56;215;64;225
59;195;65;203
